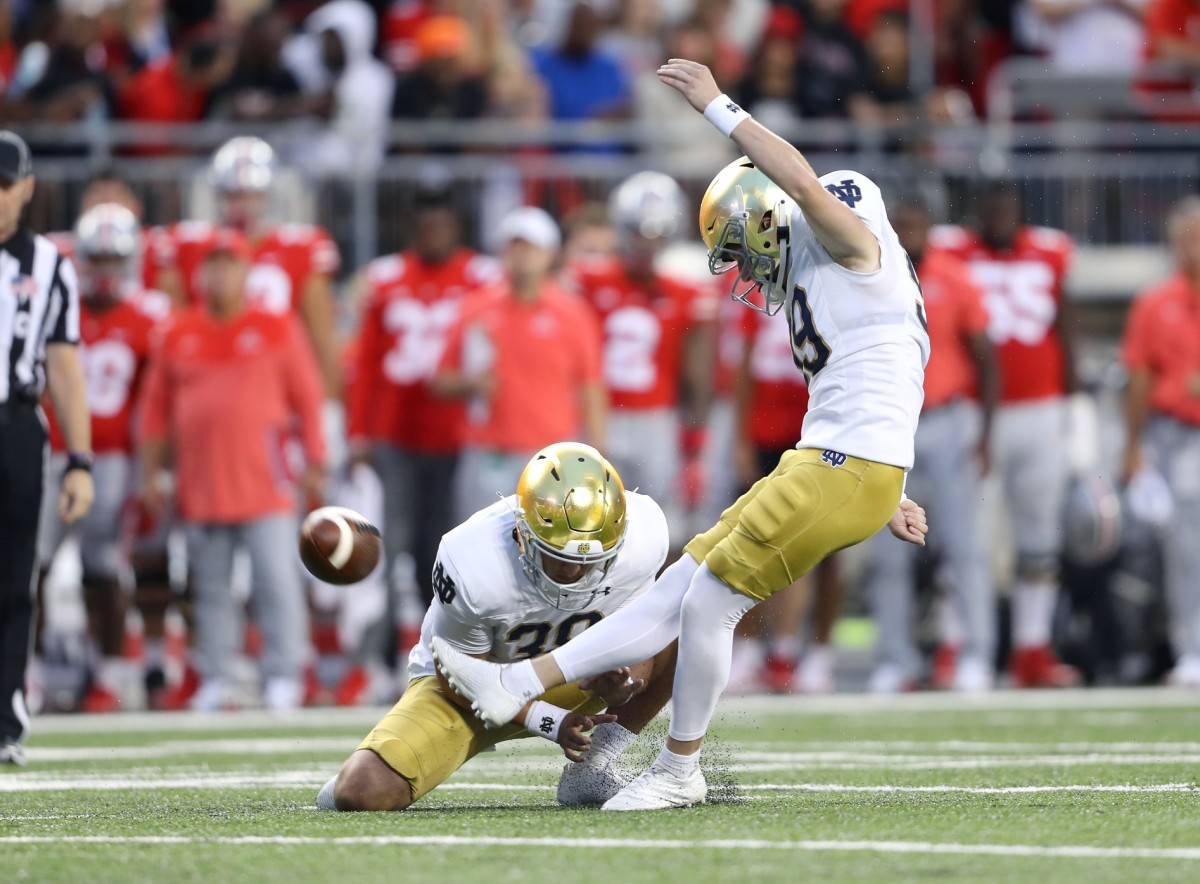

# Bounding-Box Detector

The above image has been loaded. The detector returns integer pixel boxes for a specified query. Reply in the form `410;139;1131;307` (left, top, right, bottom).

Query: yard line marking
24;687;1200;735
2;768;1197;795
742;784;1200;794
2;835;1200;860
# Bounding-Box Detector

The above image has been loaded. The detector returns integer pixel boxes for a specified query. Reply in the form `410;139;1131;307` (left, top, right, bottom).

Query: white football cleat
430;636;530;729
952;655;994;694
601;764;707;811
557;760;628;807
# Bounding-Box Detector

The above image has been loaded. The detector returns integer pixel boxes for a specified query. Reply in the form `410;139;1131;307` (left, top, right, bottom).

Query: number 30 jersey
407;490;669;679
783;170;930;470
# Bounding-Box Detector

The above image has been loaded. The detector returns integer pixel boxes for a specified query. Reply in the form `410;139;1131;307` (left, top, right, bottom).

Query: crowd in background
2;0;1200;163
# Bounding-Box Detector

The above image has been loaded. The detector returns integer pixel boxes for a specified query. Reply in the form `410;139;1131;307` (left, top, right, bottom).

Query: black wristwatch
64;451;94;476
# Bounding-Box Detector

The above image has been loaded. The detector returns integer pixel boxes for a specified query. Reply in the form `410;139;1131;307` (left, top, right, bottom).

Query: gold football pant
356;675;605;802
685;447;904;601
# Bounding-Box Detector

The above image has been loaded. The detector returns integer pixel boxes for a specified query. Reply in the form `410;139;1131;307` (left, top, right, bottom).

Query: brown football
299;506;382;585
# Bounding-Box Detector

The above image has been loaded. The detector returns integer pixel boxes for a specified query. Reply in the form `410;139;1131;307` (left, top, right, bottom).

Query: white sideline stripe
2;834;1199;860
731;755;1200;771
24;687;1200;735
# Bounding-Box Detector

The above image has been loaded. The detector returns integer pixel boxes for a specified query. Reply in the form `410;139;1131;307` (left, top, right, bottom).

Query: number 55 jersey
407;491;669;679
786;171;931;471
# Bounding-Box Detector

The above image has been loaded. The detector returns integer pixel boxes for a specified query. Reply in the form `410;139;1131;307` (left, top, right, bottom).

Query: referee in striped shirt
0;131;93;766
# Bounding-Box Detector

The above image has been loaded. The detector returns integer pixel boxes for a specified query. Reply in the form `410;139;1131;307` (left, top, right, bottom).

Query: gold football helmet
699;156;794;315
514;442;627;611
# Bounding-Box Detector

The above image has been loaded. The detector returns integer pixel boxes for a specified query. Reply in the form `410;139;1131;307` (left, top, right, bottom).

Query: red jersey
1122;273;1200;427
574;260;715;411
47;229;162;292
928;224;1073;403
45;293;162;455
438;282;604;453
157;221;340;313
349;249;501;453
917;252;990;410
137;307;325;523
744;309;809;450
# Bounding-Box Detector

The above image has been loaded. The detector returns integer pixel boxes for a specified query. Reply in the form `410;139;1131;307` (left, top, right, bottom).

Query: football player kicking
432;58;930;811
317;442;678;811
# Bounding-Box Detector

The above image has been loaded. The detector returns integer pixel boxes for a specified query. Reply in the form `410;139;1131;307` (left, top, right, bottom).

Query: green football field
4;689;1200;883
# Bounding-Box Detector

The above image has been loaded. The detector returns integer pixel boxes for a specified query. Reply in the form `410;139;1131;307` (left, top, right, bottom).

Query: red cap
203;227;252;262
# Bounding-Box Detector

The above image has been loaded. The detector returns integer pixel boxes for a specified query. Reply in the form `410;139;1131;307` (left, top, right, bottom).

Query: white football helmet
608;171;687;249
74;202;142;298
211;136;274;194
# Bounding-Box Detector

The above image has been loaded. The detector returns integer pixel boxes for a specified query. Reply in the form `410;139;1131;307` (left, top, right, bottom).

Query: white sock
654;745;700;777
666;563;758;742
804;643;833;675
586;722;636;765
316;775;338;810
552;555;699;683
1012;580;1056;648
499;659;544;700
938;597;965;648
143;639;166;669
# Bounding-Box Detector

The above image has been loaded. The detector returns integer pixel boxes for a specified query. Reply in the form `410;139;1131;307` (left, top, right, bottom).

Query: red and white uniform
573;260;713;411
929;224;1074;577
155;221;340;314
38;290;166;576
928;224;1072;404
744;307;810;455
348;249;500;453
573;260;714;523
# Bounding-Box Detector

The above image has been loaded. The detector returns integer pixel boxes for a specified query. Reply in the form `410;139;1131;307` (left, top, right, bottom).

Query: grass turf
3;691;1200;883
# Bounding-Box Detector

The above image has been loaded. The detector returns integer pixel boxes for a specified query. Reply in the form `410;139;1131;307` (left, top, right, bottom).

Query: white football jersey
783;170;930;470
407;491;669;679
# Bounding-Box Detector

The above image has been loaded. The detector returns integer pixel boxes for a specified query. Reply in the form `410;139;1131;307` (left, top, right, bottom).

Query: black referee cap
0;132;33;180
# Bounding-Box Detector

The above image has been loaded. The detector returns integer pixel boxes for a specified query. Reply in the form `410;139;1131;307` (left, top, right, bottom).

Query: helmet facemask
706;186;789;316
515;516;624;612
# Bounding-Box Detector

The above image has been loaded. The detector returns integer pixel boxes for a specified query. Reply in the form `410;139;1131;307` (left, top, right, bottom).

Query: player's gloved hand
559;712;618;763
888;498;928;547
580;666;647;708
678;426;709;509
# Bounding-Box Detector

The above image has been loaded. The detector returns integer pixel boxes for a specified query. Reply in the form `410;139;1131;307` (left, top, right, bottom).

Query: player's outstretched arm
887;498;928;546
657;58;880;273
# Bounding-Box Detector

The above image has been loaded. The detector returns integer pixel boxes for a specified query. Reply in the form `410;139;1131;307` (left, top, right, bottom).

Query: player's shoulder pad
436;499;520;616
927;224;970;248
617;491;670;580
465;253;503;285
818;169;883;211
365;254;406;286
134;288;173;322
1026;225;1074;252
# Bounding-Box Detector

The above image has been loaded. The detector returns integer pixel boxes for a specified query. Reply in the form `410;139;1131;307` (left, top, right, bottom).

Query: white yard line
2;834;1199;860
24;687;1200;735
2;769;1197;795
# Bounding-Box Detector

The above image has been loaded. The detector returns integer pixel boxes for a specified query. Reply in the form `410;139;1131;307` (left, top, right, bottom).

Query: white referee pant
867;400;994;677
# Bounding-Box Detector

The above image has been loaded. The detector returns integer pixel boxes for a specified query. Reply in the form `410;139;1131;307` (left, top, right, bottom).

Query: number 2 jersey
784;170;930;470
927;223;1073;403
407;491;669;679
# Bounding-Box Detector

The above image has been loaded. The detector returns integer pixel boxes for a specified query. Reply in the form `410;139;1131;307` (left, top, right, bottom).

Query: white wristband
524;701;568;743
703;94;752;138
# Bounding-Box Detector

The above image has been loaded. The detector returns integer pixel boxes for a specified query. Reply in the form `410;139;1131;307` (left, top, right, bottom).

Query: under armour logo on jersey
821;450;848;468
824;180;863;208
539;717;555;735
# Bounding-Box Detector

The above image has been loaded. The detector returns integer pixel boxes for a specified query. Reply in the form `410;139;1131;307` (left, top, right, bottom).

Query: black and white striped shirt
0;227;79;405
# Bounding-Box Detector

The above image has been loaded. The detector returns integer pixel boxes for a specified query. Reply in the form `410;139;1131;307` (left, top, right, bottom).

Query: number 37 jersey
785;170;930;470
407;491;669;679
